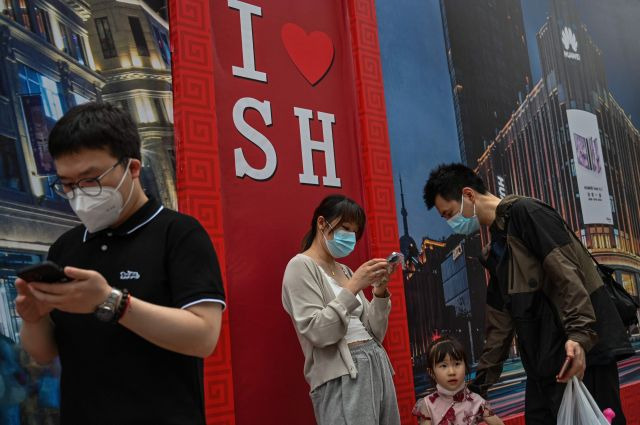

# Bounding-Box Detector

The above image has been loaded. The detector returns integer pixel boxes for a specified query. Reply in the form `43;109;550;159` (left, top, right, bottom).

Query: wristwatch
95;288;123;322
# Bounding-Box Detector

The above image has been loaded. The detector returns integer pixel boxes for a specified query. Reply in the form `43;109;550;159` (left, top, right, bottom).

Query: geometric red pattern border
347;1;417;423
169;1;237;424
170;0;417;423
170;1;640;424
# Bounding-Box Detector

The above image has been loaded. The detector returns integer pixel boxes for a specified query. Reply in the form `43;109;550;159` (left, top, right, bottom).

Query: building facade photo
0;1;176;423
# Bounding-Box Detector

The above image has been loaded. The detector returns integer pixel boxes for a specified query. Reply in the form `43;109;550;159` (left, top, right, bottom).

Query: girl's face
432;354;466;391
320;217;358;240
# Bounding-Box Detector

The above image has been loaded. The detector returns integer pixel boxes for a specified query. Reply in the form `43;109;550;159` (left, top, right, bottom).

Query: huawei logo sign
561;27;581;61
561;27;578;52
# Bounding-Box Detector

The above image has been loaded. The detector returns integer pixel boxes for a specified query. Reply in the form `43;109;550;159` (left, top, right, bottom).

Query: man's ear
462;187;476;202
129;158;142;179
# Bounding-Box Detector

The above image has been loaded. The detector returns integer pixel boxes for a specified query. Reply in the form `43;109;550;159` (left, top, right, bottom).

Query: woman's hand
345;259;389;295
372;259;402;297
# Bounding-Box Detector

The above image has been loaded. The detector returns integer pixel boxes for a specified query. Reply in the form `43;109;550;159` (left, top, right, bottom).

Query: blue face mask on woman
447;195;480;235
323;222;356;258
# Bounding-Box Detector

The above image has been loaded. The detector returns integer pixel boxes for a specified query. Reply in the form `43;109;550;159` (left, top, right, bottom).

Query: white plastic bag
557;376;609;425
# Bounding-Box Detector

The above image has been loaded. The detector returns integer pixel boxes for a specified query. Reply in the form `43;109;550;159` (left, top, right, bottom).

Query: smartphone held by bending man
423;163;632;425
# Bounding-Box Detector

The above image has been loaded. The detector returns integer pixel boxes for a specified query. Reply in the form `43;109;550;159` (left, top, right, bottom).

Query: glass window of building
0;135;25;192
16;0;32;30
17;64;40;94
40;75;64;120
620;272;637;297
153;97;166;123
0;251;45;342
135;96;156;123
17;64;64;120
70;32;87;65
128;16;149;57
94;17;117;59
140;160;161;201
0;0;14;19
167;144;176;173
73;92;90;106
163;97;173;123
58;22;73;56
151;25;171;66
114;98;134;121
34;7;52;43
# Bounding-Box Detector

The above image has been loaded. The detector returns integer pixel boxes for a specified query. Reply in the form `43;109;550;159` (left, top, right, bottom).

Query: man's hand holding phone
15;261;67;323
15;278;54;323
16;261;112;315
27;267;112;314
556;340;586;383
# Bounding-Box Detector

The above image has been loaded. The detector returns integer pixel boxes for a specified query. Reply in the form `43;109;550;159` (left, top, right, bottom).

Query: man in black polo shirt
14;102;226;425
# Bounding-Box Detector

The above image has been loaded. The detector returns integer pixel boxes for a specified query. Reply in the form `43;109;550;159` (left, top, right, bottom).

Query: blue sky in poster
375;0;458;242
376;0;640;246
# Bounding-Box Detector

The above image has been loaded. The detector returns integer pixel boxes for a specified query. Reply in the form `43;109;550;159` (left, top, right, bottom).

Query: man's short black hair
48;102;141;160
423;163;488;209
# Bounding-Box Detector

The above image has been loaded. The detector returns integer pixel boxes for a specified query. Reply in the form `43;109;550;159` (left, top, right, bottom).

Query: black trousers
524;362;625;425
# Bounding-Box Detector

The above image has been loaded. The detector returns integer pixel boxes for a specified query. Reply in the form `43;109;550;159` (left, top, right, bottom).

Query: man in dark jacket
423;163;633;424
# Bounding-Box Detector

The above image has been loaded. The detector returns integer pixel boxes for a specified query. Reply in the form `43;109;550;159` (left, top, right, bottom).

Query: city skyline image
378;0;640;415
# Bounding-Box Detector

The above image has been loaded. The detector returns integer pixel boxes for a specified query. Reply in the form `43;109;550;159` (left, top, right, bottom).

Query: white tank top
321;269;373;344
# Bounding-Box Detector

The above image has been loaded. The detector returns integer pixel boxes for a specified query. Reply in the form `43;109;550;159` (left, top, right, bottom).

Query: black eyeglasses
50;158;126;200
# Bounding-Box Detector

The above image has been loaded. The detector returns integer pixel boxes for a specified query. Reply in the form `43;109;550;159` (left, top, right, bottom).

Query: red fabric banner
171;0;414;423
210;1;369;423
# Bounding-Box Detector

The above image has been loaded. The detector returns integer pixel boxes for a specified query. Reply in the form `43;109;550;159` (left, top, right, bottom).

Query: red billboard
170;0;414;423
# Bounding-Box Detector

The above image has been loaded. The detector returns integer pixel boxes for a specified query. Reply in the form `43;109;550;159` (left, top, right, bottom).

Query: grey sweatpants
310;340;401;425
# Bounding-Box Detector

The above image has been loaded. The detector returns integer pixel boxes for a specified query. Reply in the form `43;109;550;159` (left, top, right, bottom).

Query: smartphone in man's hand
556;356;572;381
17;261;69;283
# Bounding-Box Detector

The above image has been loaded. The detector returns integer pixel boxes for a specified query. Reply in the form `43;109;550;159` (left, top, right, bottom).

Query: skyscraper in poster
440;0;532;169
474;0;640;303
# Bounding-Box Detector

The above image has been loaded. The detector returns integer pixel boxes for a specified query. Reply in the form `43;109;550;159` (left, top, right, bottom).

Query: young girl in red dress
412;337;504;425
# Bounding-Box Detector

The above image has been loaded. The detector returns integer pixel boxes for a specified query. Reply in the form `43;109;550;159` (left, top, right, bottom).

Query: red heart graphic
281;23;334;86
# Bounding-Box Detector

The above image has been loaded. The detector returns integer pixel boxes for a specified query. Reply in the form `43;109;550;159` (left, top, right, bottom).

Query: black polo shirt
48;198;225;425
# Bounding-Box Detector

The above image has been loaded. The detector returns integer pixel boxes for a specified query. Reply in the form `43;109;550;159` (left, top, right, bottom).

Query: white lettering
564;51;581;61
294;107;341;187
497;175;507;199
233;98;276;180
228;0;267;82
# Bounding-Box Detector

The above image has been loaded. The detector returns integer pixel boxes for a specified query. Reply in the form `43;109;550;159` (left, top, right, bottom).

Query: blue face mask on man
323;222;356;258
447;195;480;235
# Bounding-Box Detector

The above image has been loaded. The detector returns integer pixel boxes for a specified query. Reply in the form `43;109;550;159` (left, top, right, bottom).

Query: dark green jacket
472;195;632;394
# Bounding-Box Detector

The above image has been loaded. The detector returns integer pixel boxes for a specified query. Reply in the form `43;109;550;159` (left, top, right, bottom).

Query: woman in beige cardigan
282;194;401;425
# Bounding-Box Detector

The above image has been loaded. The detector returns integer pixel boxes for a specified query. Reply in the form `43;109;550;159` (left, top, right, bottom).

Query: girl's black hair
426;336;469;376
301;194;366;252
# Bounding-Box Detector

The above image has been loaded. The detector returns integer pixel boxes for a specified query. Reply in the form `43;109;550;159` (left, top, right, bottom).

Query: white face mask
69;160;134;233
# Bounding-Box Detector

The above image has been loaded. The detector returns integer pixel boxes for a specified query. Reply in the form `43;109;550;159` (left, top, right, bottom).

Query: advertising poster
567;109;613;225
377;0;640;418
1;0;639;423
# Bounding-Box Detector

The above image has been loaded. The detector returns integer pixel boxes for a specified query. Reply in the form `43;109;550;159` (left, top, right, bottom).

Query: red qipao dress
412;384;496;425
